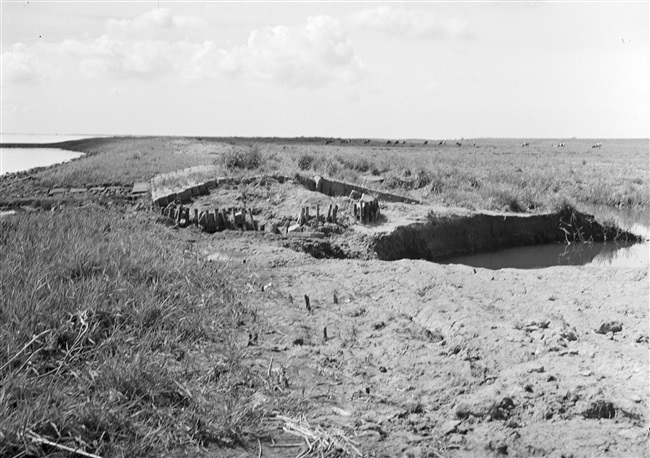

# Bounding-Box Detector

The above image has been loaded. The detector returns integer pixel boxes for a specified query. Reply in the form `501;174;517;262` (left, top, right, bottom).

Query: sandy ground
189;227;649;458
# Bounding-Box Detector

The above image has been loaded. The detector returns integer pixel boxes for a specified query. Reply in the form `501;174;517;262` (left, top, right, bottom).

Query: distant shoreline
1;136;647;150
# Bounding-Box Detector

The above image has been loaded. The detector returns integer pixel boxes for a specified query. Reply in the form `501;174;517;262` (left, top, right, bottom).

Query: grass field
28;137;648;213
0;206;294;456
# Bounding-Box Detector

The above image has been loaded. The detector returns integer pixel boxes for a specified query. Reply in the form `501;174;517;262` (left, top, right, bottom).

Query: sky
1;1;648;139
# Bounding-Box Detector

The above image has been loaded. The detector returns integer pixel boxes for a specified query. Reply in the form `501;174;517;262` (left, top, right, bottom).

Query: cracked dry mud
193;228;648;458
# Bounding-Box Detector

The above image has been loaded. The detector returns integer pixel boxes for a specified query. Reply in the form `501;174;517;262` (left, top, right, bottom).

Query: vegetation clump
222;144;263;170
297;153;314;171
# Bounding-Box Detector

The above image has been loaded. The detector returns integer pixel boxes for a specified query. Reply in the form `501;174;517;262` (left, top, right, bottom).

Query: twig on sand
276;414;362;457
258;438;262;458
25;431;103;458
268;443;304;448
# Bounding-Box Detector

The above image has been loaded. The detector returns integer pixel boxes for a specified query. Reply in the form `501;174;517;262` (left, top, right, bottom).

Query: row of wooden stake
162;203;258;232
296;204;339;226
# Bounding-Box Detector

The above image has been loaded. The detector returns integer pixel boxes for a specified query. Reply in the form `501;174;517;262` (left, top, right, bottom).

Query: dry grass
0;206;285;456
255;138;649;213
33;137;222;187
25;137;648;214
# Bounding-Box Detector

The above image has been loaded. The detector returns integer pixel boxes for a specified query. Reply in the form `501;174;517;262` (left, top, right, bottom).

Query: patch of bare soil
162;176;648;457
190;215;648;458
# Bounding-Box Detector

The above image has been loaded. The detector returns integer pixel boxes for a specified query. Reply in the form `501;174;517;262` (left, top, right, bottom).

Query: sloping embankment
371;206;641;261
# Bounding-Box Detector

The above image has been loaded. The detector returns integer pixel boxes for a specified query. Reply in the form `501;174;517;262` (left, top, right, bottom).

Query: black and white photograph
1;1;648;457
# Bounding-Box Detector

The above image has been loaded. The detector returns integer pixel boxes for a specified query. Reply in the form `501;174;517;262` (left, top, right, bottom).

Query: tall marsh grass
24;137;649;214
34;137;220;187
0;207;268;456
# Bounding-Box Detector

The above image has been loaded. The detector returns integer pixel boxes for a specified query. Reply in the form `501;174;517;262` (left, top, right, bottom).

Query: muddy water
441;207;649;270
441;240;648;269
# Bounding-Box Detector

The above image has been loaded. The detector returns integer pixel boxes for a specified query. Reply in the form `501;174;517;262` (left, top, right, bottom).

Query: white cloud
424;81;439;93
58;9;208;80
349;6;470;40
1;43;50;85
7;9;363;89
218;15;363;87
105;8;206;39
61;36;178;79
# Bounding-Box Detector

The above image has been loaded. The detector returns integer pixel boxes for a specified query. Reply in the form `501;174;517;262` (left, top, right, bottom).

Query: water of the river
0;133;105;175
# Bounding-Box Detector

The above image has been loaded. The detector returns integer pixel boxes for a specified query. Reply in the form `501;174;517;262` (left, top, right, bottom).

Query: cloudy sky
1;1;648;139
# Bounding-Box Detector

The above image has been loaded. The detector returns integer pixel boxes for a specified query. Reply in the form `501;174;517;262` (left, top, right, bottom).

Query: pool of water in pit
440;206;649;270
440;240;648;270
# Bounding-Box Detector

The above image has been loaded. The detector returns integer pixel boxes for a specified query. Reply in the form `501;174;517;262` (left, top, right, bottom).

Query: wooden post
231;208;236;230
248;208;256;231
316;205;320;227
332;205;338;224
198;211;206;229
193;208;199;226
241;207;247;231
327;204;332;223
206;211;216;232
305;206;310;223
219;209;227;229
216;208;224;230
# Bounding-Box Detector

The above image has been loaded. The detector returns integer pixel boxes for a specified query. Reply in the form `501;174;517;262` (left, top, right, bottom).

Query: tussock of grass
222;144;263;170
0;207;269;456
297;153;314;171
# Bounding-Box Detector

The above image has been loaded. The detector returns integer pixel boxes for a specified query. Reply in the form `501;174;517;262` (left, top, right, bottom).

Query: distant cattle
522;142;530;147
394;141;400;146
423;140;428;145
364;139;371;144
456;141;462;147
552;143;566;148
472;142;477;147
325;140;333;145
591;142;602;148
